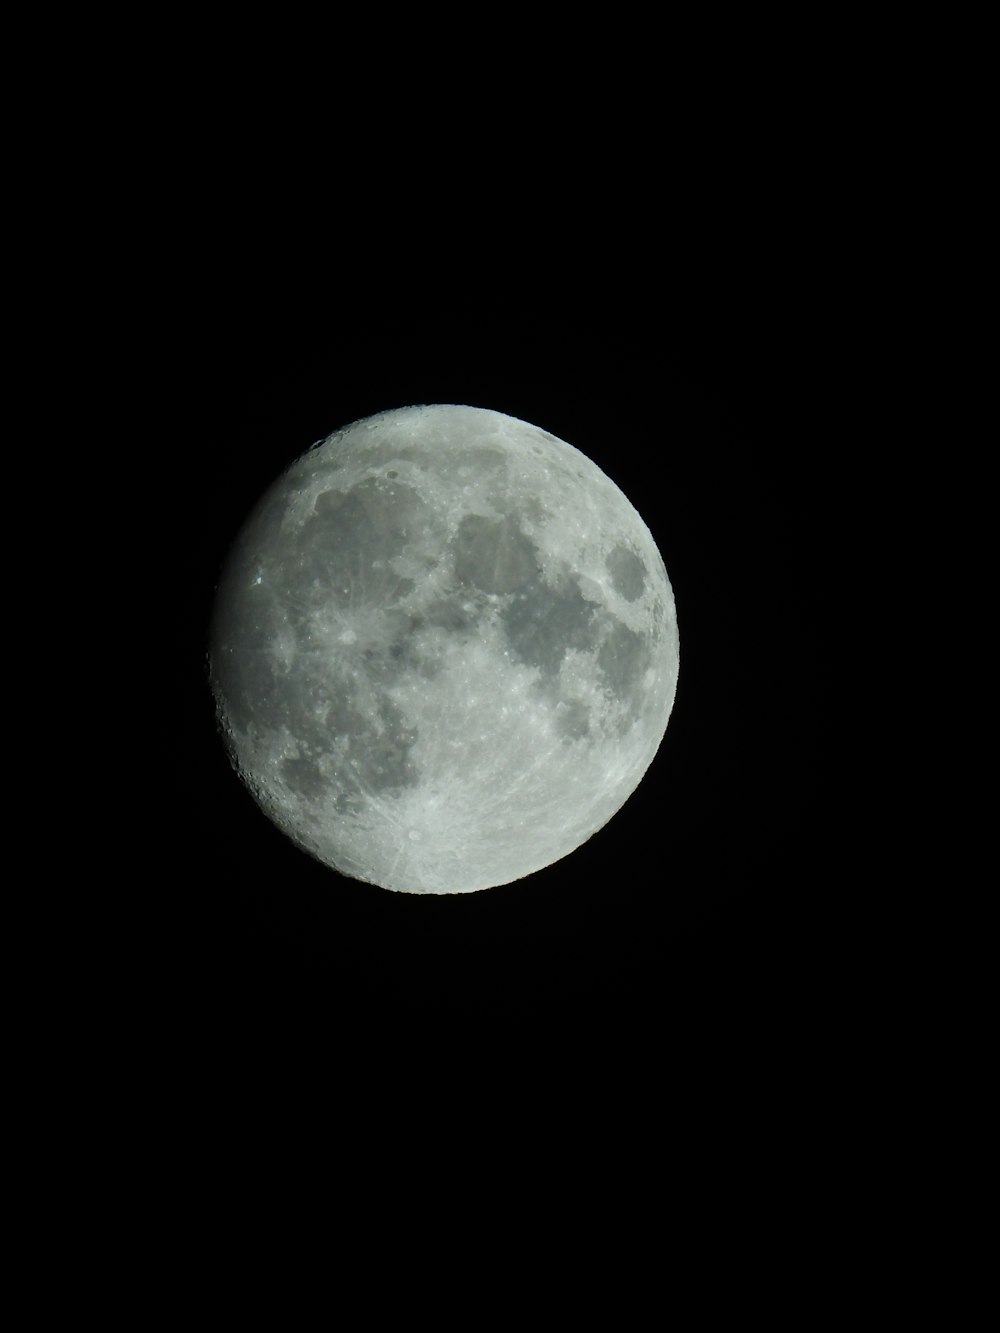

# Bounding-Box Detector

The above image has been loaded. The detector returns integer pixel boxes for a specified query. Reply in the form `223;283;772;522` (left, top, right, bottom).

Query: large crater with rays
209;405;679;893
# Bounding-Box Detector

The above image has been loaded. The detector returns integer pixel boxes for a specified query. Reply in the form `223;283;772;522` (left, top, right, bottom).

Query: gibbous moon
210;405;679;893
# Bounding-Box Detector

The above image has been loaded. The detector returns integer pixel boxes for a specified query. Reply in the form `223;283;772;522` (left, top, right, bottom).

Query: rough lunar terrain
210;405;679;892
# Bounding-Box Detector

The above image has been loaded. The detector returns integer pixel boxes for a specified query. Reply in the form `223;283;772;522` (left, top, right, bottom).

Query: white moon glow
209;405;679;893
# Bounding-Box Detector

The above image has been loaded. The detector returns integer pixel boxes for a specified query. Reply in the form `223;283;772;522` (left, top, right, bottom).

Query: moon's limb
210;405;679;893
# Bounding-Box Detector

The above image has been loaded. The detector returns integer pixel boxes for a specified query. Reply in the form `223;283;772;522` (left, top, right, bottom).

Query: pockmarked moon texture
209;405;679;894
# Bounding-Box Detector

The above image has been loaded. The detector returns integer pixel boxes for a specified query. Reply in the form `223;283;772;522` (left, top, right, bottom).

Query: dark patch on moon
595;618;652;722
420;599;476;634
360;697;421;792
452;514;540;595
381;600;482;681
457;446;507;471
502;575;598;676
605;544;647;602
321;684;422;801
312;476;425;553
277;478;428;612
519;494;551;525
281;754;328;801
554;698;592;741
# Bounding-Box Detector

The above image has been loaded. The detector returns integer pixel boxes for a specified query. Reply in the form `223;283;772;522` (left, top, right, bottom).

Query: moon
209;405;679;893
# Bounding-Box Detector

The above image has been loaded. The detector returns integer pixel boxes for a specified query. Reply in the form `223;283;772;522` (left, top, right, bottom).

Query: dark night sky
37;27;925;1272
153;234;858;1102
84;43;909;1271
58;30;943;1295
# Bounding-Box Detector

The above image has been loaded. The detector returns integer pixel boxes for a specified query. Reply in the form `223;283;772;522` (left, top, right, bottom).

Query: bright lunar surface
209;405;679;893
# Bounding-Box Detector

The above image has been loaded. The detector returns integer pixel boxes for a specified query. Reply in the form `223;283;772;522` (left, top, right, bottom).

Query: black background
38;26;922;1290
48;24;938;1293
159;267;852;1096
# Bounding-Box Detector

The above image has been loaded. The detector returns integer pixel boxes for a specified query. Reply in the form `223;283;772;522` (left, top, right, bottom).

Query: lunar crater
606;544;647;602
